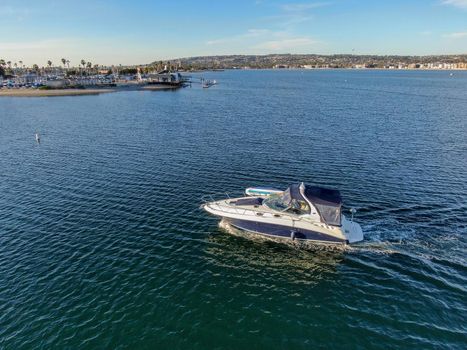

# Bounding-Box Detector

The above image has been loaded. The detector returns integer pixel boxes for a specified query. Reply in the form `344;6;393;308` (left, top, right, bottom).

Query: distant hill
151;54;467;69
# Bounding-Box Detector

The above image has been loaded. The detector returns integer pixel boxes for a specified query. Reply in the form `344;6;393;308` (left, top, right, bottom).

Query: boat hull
227;218;347;244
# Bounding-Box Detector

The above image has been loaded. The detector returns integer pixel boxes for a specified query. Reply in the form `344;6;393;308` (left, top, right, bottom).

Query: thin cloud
0;39;69;50
207;2;328;49
440;0;467;9
206;38;231;46
281;2;330;12
206;29;320;54
0;38;85;66
0;5;31;20
269;2;331;28
255;37;318;50
444;31;467;38
246;29;271;36
206;29;271;45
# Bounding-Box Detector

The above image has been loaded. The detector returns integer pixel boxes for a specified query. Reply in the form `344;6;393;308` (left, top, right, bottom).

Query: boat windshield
263;193;289;211
263;190;310;215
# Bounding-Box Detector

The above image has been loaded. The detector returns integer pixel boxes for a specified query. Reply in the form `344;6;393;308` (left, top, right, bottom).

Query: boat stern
342;216;364;243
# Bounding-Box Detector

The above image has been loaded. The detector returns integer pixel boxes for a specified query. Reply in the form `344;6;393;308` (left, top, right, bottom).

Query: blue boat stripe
228;219;345;243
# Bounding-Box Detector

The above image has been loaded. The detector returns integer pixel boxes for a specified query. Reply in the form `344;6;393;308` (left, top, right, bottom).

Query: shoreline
0;88;115;97
0;85;180;97
140;85;180;91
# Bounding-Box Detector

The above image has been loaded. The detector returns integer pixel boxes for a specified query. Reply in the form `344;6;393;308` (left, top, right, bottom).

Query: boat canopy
263;183;343;226
304;185;342;226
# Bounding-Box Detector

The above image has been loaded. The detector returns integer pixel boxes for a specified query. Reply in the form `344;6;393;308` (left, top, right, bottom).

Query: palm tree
85;61;92;76
61;58;66;68
66;60;70;69
80;59;86;76
5;61;11;74
0;59;5;76
32;64;39;73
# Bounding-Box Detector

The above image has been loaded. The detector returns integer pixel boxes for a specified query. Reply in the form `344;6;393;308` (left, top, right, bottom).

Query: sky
0;0;467;66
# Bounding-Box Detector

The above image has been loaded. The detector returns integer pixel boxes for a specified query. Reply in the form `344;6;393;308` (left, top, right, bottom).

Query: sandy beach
0;88;116;97
0;85;181;97
140;85;180;91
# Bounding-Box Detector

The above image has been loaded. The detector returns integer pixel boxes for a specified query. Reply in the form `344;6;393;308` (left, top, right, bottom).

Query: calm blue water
0;70;466;349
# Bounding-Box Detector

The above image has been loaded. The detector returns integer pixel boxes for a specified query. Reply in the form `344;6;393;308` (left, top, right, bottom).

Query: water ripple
0;70;466;349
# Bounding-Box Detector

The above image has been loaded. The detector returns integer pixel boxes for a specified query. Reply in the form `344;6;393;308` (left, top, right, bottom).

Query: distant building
147;70;185;84
21;73;40;84
45;79;67;88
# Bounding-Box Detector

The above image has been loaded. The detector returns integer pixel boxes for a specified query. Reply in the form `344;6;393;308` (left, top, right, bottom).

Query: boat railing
201;193;305;221
201;192;234;204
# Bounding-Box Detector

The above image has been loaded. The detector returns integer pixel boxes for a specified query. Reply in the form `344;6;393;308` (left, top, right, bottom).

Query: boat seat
231;197;264;206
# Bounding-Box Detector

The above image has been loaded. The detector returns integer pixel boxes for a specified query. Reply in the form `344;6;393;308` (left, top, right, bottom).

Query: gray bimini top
303;184;342;226
266;183;343;226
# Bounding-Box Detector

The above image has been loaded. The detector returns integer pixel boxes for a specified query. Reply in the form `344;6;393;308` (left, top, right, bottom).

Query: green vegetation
65;69;79;76
118;68;138;75
0;59;10;76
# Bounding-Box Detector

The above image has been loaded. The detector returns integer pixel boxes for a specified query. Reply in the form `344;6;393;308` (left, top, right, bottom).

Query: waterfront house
147;70;185;85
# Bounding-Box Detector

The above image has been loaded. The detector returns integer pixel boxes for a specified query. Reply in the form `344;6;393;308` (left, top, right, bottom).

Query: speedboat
202;183;363;245
202;79;216;88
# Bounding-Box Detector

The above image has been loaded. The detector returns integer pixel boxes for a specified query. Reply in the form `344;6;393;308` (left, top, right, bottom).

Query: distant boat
35;132;40;143
202;79;217;88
